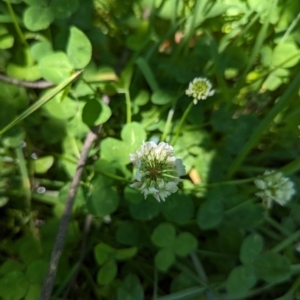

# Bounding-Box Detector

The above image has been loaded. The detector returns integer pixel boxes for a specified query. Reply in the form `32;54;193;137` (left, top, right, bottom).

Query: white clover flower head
254;170;296;208
130;141;186;202
185;77;215;104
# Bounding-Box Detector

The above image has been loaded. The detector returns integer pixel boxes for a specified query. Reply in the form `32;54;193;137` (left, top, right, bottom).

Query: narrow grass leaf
0;70;82;135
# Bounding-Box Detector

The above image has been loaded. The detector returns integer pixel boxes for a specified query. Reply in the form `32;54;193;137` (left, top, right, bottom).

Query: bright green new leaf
0;25;14;49
173;233;197;257
97;259;117;285
226;265;257;297
240;233;264;265
121;122;146;152
39;52;74;84
151;223;176;247
101;138;131;165
67;26;92;69
151;89;174;105
33;156;54;174
6;64;41;81
30;41;53;62
271;43;300;68
23;6;54;31
43;94;78;119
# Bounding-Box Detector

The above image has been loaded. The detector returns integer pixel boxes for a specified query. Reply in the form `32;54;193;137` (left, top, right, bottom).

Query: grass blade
0;70;82;135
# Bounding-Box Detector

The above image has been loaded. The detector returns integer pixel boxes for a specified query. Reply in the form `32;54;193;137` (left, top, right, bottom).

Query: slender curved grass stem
172;101;194;145
161;100;178;142
6;0;28;46
125;90;132;123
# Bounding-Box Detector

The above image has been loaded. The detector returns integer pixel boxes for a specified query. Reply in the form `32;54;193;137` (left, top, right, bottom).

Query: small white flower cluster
130;141;186;202
254;170;296;208
186;77;215;104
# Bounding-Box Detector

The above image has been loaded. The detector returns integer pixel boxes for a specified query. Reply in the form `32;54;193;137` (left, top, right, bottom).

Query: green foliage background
1;0;300;299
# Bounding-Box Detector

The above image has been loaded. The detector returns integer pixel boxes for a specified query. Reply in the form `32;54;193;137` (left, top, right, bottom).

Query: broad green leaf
97;259;117;285
101;138;131;165
82;98;111;126
225;202;264;229
115;247;138;260
151;89;174;105
24;284;41;300
116;274;144;300
173;233;197;257
134;90;149;106
49;0;79;19
226;265;257;297
254;252;291;283
129;198;161;221
124;186;144;204
161;193;194;225
33;156;54;174
155;247;175;272
271;43;300;68
197;197;224;230
94;243;115;265
59;183;86;209
30;41;53;62
23;6;54;31
87;176;119;217
0;25;14;49
39;52;73;84
25;260;48;284
0;70;82;135
43;94;78;119
121;122;146;152
0;271;30;300
0;260;25;275
116;222;143;246
41;119;67;144
240;233;264;265
67;26;92;69
19;238;42;265
0;197;8;207
6;63;41;81
151;223;176;247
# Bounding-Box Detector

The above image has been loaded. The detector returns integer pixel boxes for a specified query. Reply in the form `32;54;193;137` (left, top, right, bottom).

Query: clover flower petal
254;170;296;208
130;141;186;202
186;77;215;104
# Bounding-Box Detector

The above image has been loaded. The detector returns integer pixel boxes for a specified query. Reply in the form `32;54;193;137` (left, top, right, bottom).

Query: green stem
125;90;132;123
279;156;300;176
161;100;178;142
6;0;28;46
227;69;300;178
172;101;194;145
272;228;300;252
15;147;35;236
265;216;291;237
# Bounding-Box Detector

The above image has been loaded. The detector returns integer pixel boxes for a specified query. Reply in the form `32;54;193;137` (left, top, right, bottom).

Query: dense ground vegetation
1;0;300;299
